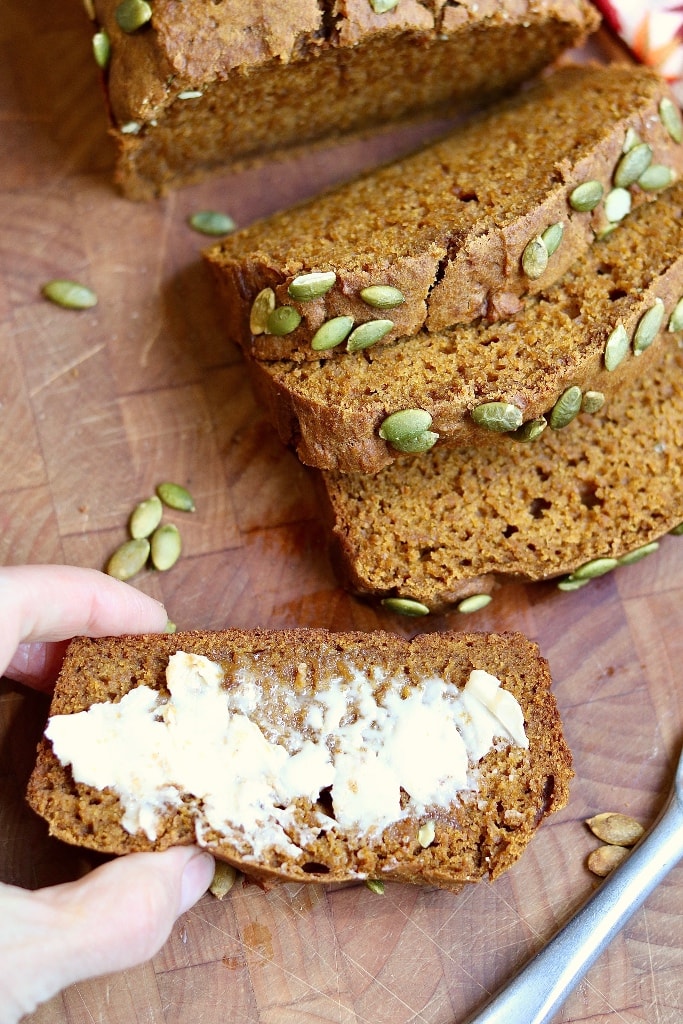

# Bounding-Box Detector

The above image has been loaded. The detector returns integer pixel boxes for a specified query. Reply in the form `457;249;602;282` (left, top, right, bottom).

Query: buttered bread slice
207;64;683;362
27;629;571;889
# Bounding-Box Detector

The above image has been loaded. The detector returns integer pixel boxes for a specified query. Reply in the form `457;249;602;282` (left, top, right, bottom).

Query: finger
0;564;169;684
0;846;215;1021
3;641;70;692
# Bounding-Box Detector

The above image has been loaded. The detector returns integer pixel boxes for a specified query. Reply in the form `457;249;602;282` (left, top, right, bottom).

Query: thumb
1;846;215;1023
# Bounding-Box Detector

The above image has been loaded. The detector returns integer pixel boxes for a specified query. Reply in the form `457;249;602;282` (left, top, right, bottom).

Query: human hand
0;565;215;1024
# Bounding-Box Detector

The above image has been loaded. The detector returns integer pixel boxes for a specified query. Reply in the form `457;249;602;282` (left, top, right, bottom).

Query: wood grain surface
1;5;682;1022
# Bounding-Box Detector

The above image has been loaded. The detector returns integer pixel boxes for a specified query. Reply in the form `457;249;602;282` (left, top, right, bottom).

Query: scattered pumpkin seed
347;319;394;352
510;417;547;443
164;620;177;634
622;126;642;153
311;315;354;351
157;481;196;512
379;408;433;445
365;878;385;894
541;222;564;257
457;593;492;614
571;557;618;580
588;844;630;877
637;164;676;191
617;541;659;566
557;577;590;592
92;29;111;68
595;223;618;241
288;271;336;301
250;287;276;335
381;596;430;616
209;862;238;899
177;90;203;100
266;305;302;336
581;391;605;414
633;298;665;354
188;210;236;236
106;538;150;581
369;0;399;11
613;142;652;188
659;96;683;144
521;235;548;279
586;812;644;847
115;0;152;32
549;385;582;429
569;180;603;212
418;821;436;848
668;297;683;333
393;430;439;453
120;121;141;135
604;323;629;371
360;285;405;309
471;401;523;433
603;187;631;223
129;495;163;539
42;279;98;310
150;523;182;571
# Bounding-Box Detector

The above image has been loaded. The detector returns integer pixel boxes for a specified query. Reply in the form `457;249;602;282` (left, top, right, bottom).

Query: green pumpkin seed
266;306;301;336
549;385;582;429
177;90;203;100
570;180;604;212
633;298;665;354
92;29;111;68
617;542;659;566
150;523;182;571
393;430;439;453
669;522;683;535
471;401;523;433
188;210;236;236
417;821;436;848
595;223;619;241
106;538;150;581
209;862;238;899
581;391;605;414
129;495;163;539
311;315;354;351
457;593;492;614
115;0;152;32
604;323;629;371
288;271;336;301
510;417;547;443
557;577;590;591
347;319;394;352
622;127;642;153
571;557;618;580
381;596;430;616
120;121;141;135
42;279;98;310
668;297;683;333
613;142;652;188
604;187;632;223
541;222;564;257
157;481;196;512
164;620;177;634
521;235;549;279
360;285;405;309
250;287;275;335
637;164;676;191
659;96;683;144
369;0;399;11
379;408;432;444
365;878;385;894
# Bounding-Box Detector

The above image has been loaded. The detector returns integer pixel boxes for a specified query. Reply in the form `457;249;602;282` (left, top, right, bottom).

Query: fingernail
179;851;215;914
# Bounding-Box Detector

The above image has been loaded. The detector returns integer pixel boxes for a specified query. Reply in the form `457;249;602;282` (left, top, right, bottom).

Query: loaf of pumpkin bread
206;63;683;360
245;179;683;473
86;0;599;200
317;334;683;612
27;628;572;888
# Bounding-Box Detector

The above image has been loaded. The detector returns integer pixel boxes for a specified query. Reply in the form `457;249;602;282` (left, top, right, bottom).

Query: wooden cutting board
1;5;681;1022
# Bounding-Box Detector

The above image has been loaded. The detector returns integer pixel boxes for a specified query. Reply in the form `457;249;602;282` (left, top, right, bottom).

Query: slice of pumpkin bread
27;628;571;889
316;333;683;613
206;63;683;361
244;179;683;473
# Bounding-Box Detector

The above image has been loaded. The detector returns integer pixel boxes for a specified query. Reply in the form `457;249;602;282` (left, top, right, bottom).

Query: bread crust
27;629;572;888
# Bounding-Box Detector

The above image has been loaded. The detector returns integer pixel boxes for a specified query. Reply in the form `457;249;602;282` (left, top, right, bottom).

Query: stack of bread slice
205;60;683;614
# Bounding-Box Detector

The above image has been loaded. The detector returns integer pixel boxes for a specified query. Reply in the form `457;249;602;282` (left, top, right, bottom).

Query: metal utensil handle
463;786;683;1024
